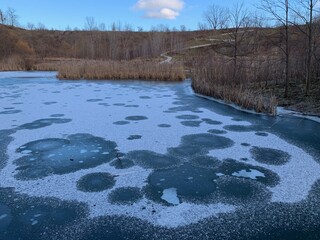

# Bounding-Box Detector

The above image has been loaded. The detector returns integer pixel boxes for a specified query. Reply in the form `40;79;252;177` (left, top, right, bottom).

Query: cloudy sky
1;0;258;30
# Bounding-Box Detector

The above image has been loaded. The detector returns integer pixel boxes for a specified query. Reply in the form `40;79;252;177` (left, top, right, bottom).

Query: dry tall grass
56;60;185;81
192;56;278;115
0;55;26;71
32;59;185;81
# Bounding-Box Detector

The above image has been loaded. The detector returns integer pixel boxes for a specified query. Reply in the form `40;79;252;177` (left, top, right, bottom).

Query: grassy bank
192;56;278;115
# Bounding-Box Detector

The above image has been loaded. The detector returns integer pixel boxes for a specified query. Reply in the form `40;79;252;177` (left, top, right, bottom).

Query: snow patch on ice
161;188;180;205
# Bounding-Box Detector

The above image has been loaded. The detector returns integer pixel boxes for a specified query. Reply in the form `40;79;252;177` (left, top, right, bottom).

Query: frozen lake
0;72;320;239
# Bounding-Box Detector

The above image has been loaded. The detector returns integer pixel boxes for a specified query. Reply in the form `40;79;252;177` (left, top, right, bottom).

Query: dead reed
0;55;26;71
55;60;185;81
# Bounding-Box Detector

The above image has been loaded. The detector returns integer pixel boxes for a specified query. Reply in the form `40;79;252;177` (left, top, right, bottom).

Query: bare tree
228;2;250;83
27;22;35;30
6;7;18;26
180;25;187;32
261;0;290;98
203;4;230;30
198;22;208;30
98;23;106;31
84;17;97;31
0;9;6;24
37;22;47;30
291;0;319;95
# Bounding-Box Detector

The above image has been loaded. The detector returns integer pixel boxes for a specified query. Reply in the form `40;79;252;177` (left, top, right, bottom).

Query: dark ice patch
180;121;202;127
127;151;181;170
87;99;103;102
113;121;130;125
255;132;269;137
50;114;65;117
176;115;200;120
216;176;271;205
43;101;57;105
0;110;22;115
110;158;135;169
158;124;171;128
208;129;228;135
127;135;142;140
250;147;291;165
18;118;72;130
108;187;143;205
217;159;280;187
77;173;116;192
190;156;221;169
0;187;88;240
145;164;218;204
202;118;222;125
125;116;148;121
14;134;118;180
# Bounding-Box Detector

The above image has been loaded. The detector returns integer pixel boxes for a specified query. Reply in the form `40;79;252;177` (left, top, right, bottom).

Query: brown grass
0;55;26;71
55;60;185;81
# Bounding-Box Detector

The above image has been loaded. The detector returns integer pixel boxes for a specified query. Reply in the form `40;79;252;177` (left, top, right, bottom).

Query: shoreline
193;91;320;124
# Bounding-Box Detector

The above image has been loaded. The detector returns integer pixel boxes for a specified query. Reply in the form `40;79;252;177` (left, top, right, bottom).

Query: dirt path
160;53;173;64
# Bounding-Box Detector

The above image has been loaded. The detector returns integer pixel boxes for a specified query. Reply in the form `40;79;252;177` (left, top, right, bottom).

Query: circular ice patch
216;176;271;205
125;116;148;121
50;114;65;117
108;187;143;205
208;129;228;135
168;134;234;158
17;138;69;153
127;151;181;170
113;121;130;125
19;118;72;130
14;134;118;180
176;115;200;120
180;121;202;127
250;147;291;165
0;110;22;114
190;156;221;169
158;124;171;128
255;132;269;137
87;99;103;102
241;143;251;147
77;173;116;192
145;164;218;204
202;118;222;125
181;134;234;150
127;135;142;141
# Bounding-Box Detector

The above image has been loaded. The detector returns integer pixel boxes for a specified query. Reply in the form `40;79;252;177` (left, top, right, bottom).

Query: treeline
0;25;189;61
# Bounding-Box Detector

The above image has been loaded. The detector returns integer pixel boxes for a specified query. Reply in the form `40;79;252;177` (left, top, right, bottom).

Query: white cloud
145;8;180;19
134;0;184;20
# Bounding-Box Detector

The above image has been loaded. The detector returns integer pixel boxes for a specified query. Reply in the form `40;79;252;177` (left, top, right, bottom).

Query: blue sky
1;0;259;30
